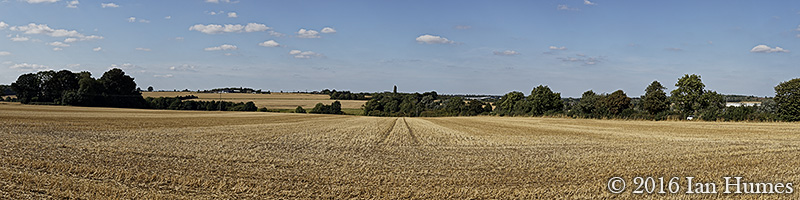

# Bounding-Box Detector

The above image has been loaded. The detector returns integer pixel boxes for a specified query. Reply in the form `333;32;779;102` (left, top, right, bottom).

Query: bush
295;106;306;113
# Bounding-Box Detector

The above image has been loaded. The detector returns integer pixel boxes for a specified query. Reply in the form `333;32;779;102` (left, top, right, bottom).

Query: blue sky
0;0;799;97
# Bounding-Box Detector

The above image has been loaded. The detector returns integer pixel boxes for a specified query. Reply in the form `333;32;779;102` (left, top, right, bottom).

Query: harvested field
1;103;799;199
141;92;366;110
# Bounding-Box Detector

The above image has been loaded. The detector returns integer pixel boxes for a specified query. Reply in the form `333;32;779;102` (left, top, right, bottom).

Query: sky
0;0;799;97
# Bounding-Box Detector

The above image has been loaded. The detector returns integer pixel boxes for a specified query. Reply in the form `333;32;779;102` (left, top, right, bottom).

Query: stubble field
1;103;799;199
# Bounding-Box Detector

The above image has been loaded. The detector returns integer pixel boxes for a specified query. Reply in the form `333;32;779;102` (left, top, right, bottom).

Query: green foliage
601;90;631;116
775;78;800;121
528;85;563;116
147;86;154;92
144;97;257;112
641;80;669;115
362;91;489;117
494;91;524;116
671;74;705;114
575;90;599;118
295;106;306;113
329;90;368;100
310;101;344;114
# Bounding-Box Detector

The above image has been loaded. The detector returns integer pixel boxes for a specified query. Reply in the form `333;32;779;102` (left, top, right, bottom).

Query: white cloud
584;0;596;5
153;74;173;78
296;29;320;38
244;23;268;32
101;3;119;8
227;12;237;18
189;23;270;34
415;34;455;44
0;51;10;56
63;37;78;43
289;49;322;59
135;47;151;51
138;19;150;23
174;37;184;40
66;0;78;8
258;40;280;47
128;17;136;22
10;63;50;72
750;45;789;53
0;22;8;29
48;41;70;47
10;35;30;42
321;27;337;34
109;63;145;73
53;47;63;51
207;11;223;15
549;46;567;50
10;23;102;42
494;50;520;56
164;16;172;20
204;44;237;51
25;0;59;3
93;47;102;51
557;5;579;11
558;55;603;65
169;64;197;72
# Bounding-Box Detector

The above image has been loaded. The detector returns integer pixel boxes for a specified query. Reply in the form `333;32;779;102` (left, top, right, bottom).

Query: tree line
491;74;799;121
9;68;260;112
362;91;492;117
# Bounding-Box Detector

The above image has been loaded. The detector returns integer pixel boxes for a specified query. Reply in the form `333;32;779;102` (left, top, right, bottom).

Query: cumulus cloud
128;17;136;22
101;3;119;8
227;12;237;18
321;27;337;34
0;22;8;29
494;50;520;56
415;34;455;44
52;47;63;51
93;47;102;51
135;47;151;51
66;0;78;8
557;5;579;11
189;23;270;34
48;41;70;47
750;44;789;53
296;29;320;38
10;23;103;42
204;44;237;51
164;16;172;20
258;40;280;47
549;46;567;50
10;63;50;72
25;0;59;3
289;49;322;59
169;64;197;72
0;51;10;56
10;35;30;42
584;0;596;5
110;63;145;73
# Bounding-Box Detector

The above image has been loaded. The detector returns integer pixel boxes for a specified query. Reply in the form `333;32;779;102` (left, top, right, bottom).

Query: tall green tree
496;91;524;116
775;78;800;121
528;85;563;116
10;73;41;103
576;90;599;118
671;74;705;115
602;90;631;116
641;80;669;115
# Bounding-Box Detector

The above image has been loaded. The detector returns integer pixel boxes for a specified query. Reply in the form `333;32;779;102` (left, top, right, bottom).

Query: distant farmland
142;92;367;113
1;103;798;199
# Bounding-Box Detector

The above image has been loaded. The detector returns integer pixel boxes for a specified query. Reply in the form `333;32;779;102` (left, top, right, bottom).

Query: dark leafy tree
671;74;705;115
641;80;669;115
602;90;631;116
575;90;599;118
147;86;154;92
528;85;563;116
10;73;41;103
775;78;800;121
295;106;306;113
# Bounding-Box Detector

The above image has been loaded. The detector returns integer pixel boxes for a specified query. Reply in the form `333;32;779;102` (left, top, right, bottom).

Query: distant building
725;101;762;107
